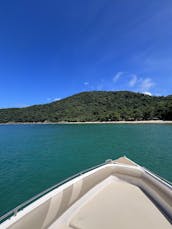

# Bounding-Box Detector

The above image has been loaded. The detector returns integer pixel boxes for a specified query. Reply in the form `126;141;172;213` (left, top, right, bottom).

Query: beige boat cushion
70;180;171;229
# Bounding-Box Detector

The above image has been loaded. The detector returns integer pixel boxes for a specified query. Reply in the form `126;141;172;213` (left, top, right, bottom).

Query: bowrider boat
0;157;172;229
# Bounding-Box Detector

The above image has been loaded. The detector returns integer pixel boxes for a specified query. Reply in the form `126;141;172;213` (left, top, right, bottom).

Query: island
0;91;172;123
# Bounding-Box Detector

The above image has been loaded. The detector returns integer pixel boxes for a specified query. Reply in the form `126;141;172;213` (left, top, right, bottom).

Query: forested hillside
0;91;172;123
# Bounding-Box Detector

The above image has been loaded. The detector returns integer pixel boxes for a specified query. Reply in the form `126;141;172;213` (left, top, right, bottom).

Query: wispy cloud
46;97;61;102
53;98;61;101
17;104;31;108
112;71;155;95
128;74;137;87
143;91;152;96
140;78;155;92
82;71;156;96
1;103;31;108
113;72;124;82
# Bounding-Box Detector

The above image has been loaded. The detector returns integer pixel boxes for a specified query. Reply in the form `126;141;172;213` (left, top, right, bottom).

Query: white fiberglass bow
0;157;172;229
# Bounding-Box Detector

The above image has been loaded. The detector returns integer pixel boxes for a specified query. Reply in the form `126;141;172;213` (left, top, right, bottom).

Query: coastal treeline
0;91;172;123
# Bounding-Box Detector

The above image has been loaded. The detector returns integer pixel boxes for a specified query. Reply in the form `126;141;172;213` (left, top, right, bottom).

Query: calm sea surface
0;124;172;216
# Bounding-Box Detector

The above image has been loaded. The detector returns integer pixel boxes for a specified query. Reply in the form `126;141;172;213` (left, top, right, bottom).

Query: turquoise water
0;124;172;216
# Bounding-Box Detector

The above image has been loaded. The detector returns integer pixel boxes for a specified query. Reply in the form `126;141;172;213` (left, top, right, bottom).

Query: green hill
0;91;172;123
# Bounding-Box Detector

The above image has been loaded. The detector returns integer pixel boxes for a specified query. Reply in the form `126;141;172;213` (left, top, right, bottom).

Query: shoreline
0;120;172;125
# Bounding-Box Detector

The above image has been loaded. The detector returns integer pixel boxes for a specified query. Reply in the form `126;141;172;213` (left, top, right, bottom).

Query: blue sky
0;0;172;108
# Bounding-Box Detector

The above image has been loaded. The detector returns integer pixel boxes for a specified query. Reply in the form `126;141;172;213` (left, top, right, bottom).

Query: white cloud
84;82;89;86
140;78;155;91
16;104;30;108
53;98;61;101
113;72;124;82
129;74;137;87
46;97;61;102
143;91;152;96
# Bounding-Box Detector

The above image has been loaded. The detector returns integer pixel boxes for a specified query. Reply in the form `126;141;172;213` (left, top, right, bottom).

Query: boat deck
50;176;171;229
1;158;171;229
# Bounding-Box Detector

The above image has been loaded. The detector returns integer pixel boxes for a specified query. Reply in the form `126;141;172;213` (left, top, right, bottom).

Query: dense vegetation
0;91;172;123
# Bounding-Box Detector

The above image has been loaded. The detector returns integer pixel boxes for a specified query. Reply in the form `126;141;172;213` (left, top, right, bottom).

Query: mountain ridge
0;91;172;122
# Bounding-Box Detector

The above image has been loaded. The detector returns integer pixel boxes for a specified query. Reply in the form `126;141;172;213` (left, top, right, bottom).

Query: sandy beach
0;120;172;125
59;120;172;124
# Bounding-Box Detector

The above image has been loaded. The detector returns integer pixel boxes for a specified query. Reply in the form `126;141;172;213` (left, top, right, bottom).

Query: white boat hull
0;157;172;228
